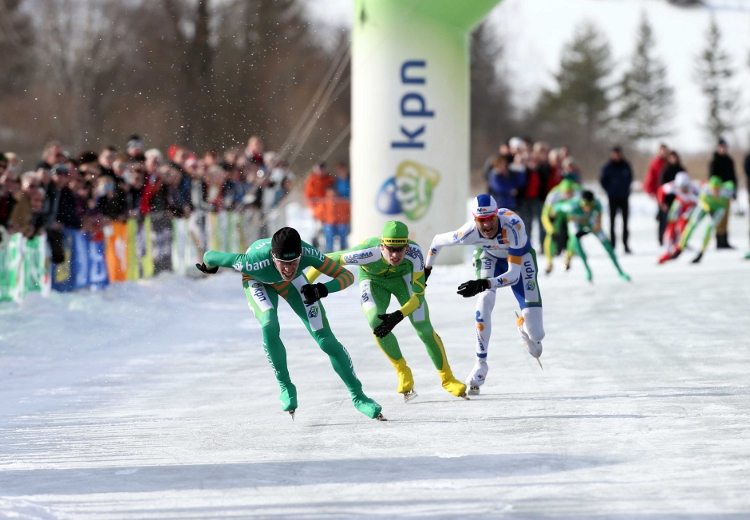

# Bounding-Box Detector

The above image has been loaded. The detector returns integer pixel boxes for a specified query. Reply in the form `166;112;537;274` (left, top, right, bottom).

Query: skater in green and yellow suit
541;179;581;274
307;221;467;402
198;227;384;420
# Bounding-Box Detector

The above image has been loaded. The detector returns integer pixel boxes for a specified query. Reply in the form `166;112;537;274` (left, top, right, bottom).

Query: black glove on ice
374;310;404;338
196;262;219;274
457;279;489;298
301;283;329;305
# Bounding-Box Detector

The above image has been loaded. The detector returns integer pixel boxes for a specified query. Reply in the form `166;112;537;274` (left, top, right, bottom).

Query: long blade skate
467;385;481;396
403;389;418;403
536;358;543;370
375;413;388;421
289;410;296;421
459;392;470;400
515;311;544;370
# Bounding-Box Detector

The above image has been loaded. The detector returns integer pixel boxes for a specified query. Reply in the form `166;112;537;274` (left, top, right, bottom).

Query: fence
0;209;276;303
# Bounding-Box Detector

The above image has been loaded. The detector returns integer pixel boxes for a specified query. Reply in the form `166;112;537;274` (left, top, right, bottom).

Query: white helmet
472;194;498;219
675;171;690;188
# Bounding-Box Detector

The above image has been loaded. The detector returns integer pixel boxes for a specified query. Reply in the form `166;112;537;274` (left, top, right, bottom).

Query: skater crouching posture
559;190;630;282
424;195;545;395
307;221;467;401
672;176;734;264
656;172;699;264
541;179;581;274
197;227;384;420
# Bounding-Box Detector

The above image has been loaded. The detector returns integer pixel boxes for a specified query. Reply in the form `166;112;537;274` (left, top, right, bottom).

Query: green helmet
559;179;577;192
381;220;409;247
708;176;723;189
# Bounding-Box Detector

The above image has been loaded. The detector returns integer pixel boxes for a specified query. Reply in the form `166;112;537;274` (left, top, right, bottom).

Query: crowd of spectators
482;137;582;247
0;135;298;262
303;161;351;253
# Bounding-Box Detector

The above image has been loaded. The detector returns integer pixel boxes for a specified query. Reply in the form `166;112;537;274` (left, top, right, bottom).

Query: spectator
599;146;633;253
8;172;36;237
488;155;525;211
4;152;22;176
245;136;264;166
126;135;146;162
98;146;118;179
40;141;64;170
644;144;669;198
518;150;551;248
657;150;687;244
560;157;582;184
334;161;350;199
51;163;82;230
140;149;164;215
709;138;737;249
322;185;350;252
304;162;334;248
95;175;128;221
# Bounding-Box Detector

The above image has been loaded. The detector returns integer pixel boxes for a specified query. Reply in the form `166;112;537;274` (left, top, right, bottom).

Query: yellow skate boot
437;368;468;399
392;358;417;402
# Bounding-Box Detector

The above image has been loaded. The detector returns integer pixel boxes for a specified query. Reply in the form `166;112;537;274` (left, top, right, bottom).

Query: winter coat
488;169;525;210
599;159;633;199
709;153;737;184
643;156;666;196
659;163;684;186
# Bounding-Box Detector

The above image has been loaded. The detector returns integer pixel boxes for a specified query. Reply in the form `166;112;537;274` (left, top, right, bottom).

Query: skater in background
307;221;467;401
197;227;384;421
673;177;734;264
656;172;699;264
541;178;581;274
561;190;631;282
424;195;545;395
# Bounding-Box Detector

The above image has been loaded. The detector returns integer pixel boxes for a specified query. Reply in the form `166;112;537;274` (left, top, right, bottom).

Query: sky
305;0;750;154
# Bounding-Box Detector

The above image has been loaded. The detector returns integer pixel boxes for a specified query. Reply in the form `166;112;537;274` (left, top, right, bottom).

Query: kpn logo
375;160;440;221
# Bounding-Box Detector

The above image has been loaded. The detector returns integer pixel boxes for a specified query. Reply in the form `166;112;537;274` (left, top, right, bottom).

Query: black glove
423;266;432;282
457;279;489;298
300;283;329;305
575;229;590;239
196;262;219;274
374;310;404;338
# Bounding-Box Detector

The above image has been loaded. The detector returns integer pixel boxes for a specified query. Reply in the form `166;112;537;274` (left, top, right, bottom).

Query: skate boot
619;272;631;281
279;382;298;417
466;359;488;395
657;251;671;264
437;368;468;399
351;393;384;420
516;313;543;369
545;262;553;275
563;251;573;271
392;358;416;400
692;252;703;264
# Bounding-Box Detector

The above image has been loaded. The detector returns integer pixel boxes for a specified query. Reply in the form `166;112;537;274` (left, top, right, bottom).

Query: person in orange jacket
322;186;350;252
304;162;334;247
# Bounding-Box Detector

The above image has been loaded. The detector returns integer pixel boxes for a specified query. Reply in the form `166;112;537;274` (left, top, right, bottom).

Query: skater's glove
457;279;489;297
423;266;432;282
301;283;328;305
575;229;590;239
374;310;404;338
196;262;219;274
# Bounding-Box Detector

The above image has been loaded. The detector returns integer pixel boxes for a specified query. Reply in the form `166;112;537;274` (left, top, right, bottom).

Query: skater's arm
399;244;427;317
306;242;380;282
203;250;246;270
309;255;355;293
489;215;529;288
425;222;477;268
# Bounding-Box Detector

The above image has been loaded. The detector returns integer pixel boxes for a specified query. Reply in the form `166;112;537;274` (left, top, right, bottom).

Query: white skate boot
516;312;543;369
466;359;488;395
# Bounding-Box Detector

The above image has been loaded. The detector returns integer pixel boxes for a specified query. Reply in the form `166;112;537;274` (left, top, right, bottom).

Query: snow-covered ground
1;194;749;519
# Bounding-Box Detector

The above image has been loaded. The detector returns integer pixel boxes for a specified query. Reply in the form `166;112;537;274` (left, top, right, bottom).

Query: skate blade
289;410;296;421
403;390;418;403
467;385;481;396
537;358;544;370
375;413;388;421
459;393;470;400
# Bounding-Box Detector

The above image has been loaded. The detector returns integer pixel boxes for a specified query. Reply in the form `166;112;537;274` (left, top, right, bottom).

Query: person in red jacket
644;144;669;245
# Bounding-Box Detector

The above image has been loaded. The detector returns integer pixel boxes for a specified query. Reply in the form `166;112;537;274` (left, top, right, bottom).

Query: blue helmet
471;194;498;219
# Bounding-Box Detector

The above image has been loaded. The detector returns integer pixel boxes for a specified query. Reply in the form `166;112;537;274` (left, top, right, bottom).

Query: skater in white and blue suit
424;194;545;394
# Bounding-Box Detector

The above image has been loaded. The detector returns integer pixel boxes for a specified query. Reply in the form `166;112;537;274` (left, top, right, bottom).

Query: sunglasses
272;254;301;263
474;214;497;222
382;245;406;253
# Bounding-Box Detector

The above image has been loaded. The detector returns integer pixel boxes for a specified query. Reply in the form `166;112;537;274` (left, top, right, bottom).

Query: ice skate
279;382;298;413
468;385;481;396
352;393;383;419
619;272;631;281
692;252;703;264
516;312;543;366
375;413;388;421
288;410;296;420
392;358;415;395
545;263;553;275
438;368;468;399
402;389;418;402
466;359;488;390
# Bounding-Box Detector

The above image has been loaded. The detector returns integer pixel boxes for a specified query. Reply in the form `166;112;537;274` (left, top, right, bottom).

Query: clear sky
306;0;750;154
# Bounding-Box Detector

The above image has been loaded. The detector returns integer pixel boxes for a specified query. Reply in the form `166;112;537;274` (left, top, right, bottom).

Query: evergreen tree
616;12;675;145
694;16;738;140
535;21;614;138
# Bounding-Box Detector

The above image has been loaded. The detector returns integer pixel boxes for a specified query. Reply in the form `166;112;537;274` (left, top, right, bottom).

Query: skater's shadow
0;453;617;496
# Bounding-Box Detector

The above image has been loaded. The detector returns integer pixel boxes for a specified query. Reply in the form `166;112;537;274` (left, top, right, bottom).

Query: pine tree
535;21;614;138
694;17;738;141
616;12;675;145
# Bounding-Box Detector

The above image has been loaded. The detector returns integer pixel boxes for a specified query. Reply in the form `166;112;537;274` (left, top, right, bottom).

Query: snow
1;193;750;518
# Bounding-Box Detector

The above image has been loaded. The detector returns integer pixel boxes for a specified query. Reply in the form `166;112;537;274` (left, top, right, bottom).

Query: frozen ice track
1;194;749;518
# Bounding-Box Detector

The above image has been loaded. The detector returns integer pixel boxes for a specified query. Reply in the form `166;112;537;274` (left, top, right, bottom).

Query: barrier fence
0;210;258;303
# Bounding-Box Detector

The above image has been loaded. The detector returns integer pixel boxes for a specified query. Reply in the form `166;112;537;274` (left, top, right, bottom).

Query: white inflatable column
351;0;500;263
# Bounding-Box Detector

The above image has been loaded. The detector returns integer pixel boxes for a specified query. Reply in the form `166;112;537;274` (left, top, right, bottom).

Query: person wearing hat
540;178;582;274
424;195;545;394
558;190;630;282
307;220;467;402
673;176;734;264
708;138;737;249
197;227;384;421
656;172;700;264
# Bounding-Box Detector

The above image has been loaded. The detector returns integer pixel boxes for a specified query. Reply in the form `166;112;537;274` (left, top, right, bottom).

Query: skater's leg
621;198;630;251
243;279;297;412
361;278;414;394
596;230;628;279
393;277;466;397
510;249;544;358
568;225;592;280
474;250;498;360
608;198;618;248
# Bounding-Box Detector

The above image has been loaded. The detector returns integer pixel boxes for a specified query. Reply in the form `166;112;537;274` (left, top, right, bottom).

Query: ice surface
1;194;749;518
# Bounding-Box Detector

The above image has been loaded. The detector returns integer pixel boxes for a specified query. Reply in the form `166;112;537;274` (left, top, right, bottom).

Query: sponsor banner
23;234;50;294
105;222;129;282
151;212;173;275
0;233;24;302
